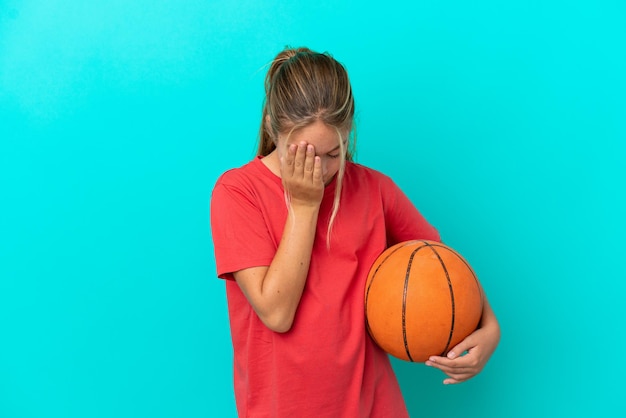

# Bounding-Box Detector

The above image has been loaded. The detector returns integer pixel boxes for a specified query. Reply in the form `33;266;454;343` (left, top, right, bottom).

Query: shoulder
213;157;280;197
215;159;259;188
345;162;396;188
211;159;264;209
212;157;283;210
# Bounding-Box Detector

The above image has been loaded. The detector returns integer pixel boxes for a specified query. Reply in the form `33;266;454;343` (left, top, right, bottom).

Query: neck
260;150;281;178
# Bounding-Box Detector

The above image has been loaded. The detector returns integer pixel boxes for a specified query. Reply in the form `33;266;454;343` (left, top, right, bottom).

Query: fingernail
447;351;456;359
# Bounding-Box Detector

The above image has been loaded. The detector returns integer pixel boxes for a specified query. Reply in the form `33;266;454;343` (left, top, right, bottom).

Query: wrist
288;201;321;216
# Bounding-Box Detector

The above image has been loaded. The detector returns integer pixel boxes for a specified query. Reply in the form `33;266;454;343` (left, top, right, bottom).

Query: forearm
259;205;319;331
234;141;324;332
479;293;500;339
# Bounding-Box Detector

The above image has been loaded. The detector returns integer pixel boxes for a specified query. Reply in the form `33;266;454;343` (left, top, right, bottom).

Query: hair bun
265;47;314;92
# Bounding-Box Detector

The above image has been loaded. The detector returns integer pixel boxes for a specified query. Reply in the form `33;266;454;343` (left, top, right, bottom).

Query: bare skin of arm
425;291;501;384
233;142;323;332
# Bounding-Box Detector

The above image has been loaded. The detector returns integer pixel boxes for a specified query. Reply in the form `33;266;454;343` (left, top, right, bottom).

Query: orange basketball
365;240;483;362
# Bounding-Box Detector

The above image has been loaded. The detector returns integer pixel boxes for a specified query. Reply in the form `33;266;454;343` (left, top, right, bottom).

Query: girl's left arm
425;292;501;384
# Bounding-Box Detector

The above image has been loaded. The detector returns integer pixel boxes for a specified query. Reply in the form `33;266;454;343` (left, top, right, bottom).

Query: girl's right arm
233;142;323;333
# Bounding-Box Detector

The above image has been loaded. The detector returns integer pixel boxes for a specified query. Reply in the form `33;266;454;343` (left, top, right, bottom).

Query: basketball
364;240;483;362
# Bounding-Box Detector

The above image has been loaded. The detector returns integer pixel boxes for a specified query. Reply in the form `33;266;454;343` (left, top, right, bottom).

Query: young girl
211;47;500;417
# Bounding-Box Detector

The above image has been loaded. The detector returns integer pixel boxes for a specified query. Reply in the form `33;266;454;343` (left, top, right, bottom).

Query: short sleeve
381;176;441;245
210;180;277;280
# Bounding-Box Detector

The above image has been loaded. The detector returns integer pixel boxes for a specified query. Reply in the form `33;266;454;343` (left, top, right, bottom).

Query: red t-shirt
211;157;440;417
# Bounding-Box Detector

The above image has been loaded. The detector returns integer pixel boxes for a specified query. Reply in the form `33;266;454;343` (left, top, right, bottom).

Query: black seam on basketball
364;241;425;315
403;249;416;362
423;242;456;357
425;243;483;307
402;243;430;362
365;241;425;350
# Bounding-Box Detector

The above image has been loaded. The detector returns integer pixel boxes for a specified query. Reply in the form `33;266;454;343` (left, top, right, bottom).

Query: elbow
268;322;293;334
261;311;295;333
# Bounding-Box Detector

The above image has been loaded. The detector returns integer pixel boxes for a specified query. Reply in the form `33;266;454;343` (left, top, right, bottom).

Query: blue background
1;1;624;417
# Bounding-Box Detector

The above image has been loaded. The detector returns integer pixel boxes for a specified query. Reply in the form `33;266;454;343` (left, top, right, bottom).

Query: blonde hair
258;47;356;246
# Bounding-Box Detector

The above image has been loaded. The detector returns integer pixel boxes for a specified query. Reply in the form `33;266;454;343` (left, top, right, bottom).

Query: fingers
427;354;485;384
446;336;473;360
425;325;499;385
293;142;307;178
283;142;319;184
312;155;322;184
305;144;323;186
426;356;476;374
425;356;477;384
282;143;297;178
303;144;315;174
280;141;324;207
